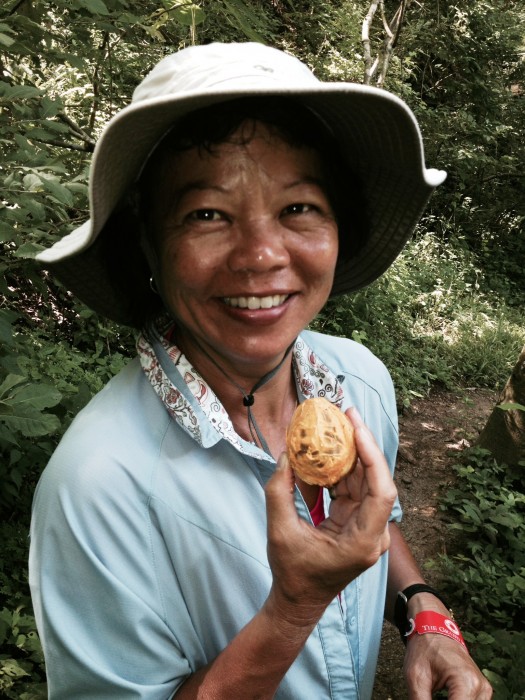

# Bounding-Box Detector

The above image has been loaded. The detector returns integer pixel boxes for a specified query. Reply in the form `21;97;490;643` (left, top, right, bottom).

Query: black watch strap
394;584;450;644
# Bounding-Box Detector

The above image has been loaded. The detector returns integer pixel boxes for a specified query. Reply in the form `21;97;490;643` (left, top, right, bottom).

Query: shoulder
34;358;170;509
299;330;398;459
299;329;394;396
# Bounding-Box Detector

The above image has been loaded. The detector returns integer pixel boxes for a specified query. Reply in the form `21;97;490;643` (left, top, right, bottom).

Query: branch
362;0;408;86
391;0;407;50
479;172;525;184
56;112;96;148
30;137;95;152
377;0;407;88
362;0;380;85
89;32;110;132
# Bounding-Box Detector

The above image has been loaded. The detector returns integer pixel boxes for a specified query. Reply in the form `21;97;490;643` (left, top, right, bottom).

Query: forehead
154;120;325;183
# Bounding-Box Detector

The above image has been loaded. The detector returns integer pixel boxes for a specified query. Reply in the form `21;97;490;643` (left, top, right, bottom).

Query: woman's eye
282;203;315;216
188;209;222;222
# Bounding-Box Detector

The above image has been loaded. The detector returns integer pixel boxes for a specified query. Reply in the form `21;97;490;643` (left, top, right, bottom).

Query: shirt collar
137;317;344;456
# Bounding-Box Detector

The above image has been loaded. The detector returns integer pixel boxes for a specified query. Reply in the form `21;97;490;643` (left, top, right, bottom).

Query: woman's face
149;121;339;377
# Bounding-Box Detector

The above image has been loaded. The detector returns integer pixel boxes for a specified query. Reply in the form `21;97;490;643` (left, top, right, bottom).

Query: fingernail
277;452;289;470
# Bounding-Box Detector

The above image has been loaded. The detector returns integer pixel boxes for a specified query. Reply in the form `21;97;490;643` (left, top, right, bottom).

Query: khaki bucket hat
36;42;446;327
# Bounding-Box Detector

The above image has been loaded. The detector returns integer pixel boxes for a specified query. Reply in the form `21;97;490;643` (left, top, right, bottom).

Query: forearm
385;523;448;623
175;589;324;699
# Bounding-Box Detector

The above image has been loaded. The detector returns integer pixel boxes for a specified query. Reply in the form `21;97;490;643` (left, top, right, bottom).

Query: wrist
407;591;449;617
264;587;325;633
394;584;451;644
406;610;468;651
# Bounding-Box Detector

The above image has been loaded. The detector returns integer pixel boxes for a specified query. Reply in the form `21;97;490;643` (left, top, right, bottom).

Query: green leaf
13;242;46;258
498;402;525;412
0;423;20;446
77;0;110;15
0;32;15;48
490;511;519;528
0;375;26;399
22;173;43;192
39;176;74;206
0;220;16;243
19;197;46;222
219;0;266;42
0;657;30;679
0;410;61;438
40;96;62;118
172;4;205;27
117;12;144;25
11;383;62;410
0;314;14;346
3;85;42;100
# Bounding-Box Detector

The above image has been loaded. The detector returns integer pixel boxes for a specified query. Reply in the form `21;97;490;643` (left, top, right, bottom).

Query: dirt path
372;387;497;699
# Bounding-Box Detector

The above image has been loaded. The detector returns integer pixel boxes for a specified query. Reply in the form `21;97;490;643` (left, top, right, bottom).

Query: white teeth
224;294;288;310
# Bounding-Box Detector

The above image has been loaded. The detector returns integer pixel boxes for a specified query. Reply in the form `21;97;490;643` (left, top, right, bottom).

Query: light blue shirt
29;329;400;699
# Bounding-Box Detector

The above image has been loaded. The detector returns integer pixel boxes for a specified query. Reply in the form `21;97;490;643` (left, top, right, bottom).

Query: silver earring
149;276;159;294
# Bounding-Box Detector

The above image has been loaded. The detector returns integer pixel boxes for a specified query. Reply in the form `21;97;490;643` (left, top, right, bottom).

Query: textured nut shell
286;397;357;486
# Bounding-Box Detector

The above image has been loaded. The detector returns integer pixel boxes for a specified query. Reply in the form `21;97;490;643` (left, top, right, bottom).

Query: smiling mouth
223;294;289;310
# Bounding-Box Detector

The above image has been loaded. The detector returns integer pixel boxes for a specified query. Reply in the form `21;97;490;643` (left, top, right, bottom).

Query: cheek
309;228;339;278
157;238;217;303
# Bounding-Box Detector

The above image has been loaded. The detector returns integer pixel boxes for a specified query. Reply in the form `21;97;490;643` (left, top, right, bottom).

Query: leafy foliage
432;448;525;696
0;306;131;694
313;233;525;406
401;0;525;297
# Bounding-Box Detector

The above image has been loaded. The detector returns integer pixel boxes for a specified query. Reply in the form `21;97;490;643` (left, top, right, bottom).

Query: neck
174;326;294;399
173;327;298;455
168;324;320;508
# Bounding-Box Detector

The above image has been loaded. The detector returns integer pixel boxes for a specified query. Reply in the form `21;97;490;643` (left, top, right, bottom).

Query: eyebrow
165;173;328;211
172;180;229;198
283;175;328;190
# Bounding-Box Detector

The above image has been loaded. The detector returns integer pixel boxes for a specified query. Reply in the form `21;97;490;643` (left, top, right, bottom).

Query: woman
29;43;491;699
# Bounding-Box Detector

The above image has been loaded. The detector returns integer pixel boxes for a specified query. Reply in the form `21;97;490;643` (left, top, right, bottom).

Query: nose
228;217;290;273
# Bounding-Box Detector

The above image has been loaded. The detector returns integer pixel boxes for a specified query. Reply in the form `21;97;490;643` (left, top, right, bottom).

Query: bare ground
372;387;497;699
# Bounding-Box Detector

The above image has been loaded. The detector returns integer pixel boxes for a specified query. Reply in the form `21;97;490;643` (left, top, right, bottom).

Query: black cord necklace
188;336;297;458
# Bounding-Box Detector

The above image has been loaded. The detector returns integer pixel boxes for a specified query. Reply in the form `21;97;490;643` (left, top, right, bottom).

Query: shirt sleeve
29;424;190;699
362;349;403;522
322;333;402;521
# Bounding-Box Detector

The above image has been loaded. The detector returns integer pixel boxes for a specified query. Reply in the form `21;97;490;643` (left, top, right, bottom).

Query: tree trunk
477;344;525;466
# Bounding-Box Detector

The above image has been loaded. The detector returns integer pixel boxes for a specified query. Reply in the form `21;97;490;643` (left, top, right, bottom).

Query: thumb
265;453;297;530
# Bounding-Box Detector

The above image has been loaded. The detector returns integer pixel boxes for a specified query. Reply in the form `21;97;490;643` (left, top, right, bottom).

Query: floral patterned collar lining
137;317;344;458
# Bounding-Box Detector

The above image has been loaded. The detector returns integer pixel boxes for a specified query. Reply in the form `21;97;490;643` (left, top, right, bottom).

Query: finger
329;461;362;501
265;453;299;537
344;407;397;525
345;407;387;476
346;407;395;490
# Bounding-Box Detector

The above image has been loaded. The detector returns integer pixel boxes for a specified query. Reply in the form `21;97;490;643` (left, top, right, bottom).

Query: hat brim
37;83;445;326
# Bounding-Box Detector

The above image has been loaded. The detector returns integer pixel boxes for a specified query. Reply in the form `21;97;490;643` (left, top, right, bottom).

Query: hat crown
132;42;319;104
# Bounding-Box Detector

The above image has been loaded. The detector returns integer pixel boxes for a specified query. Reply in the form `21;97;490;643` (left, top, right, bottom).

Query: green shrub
0;308;134;695
313;233;525;406
431;448;525;697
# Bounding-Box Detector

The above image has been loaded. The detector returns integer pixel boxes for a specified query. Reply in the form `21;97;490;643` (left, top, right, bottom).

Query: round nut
286;397;357;486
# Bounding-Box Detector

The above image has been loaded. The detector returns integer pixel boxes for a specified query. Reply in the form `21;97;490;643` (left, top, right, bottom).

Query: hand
264;406;397;625
403;632;493;699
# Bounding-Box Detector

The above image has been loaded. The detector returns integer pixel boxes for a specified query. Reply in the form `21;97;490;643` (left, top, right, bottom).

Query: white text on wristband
406;611;468;650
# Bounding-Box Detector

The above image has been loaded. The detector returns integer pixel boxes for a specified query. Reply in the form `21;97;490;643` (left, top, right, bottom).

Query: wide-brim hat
36;42;446;327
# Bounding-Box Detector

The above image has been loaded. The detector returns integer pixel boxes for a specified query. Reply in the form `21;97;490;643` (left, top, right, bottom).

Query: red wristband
406;611;468;650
